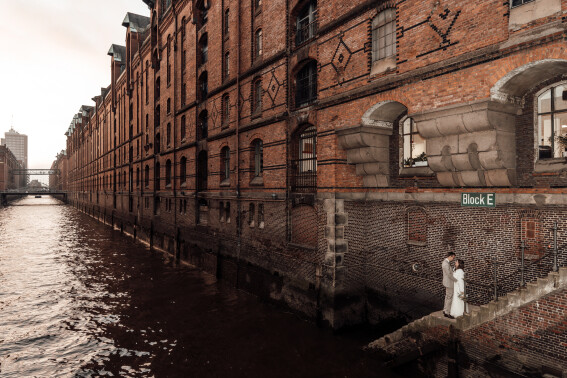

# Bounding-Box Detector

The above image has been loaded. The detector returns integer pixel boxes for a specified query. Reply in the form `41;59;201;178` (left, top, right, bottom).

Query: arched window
224;51;230;79
197;1;208;28
371;8;396;74
296;0;317;46
181;115;186;140
537;83;567;159
254;29;263;59
252;139;263;178
253;78;262;113
167;98;171;114
155;162;161;190
166;159;172;186
222;94;230;126
155;76;161;99
197;150;208;191
295;60;317;108
401;118;427;167
155;132;161;153
181;17;186;40
198;110;208;140
155;105;160;127
199;71;208;100
220;146;230;183
180;156;187;184
166;122;171;145
136;167;140;187
291;124;317;192
224;9;230;36
199;34;208;65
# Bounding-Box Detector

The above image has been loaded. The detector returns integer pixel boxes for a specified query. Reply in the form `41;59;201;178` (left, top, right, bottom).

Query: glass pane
538;114;552;159
412;134;426;160
538;89;552;114
403;118;411;134
403;134;411;162
554;112;567;157
554;85;567;111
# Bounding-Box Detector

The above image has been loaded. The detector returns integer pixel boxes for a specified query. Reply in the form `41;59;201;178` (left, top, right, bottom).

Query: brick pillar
320;197;363;328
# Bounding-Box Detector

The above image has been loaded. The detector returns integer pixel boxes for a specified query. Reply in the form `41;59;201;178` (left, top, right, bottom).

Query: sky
0;0;150;183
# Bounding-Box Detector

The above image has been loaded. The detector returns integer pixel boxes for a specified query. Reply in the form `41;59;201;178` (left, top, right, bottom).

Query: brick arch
361;100;408;127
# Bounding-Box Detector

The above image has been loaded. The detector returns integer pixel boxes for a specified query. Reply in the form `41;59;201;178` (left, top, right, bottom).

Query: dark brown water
0;196;398;377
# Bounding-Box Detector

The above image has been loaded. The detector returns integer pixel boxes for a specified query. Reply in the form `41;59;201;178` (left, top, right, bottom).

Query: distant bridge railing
10;169;61;175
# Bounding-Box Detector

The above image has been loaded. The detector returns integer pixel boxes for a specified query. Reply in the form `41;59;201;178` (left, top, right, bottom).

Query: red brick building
58;0;567;373
0;145;25;191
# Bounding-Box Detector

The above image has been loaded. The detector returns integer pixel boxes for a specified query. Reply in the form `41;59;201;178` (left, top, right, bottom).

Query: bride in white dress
450;259;467;318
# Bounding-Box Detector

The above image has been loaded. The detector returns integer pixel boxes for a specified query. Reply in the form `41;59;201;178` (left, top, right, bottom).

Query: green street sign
461;193;496;208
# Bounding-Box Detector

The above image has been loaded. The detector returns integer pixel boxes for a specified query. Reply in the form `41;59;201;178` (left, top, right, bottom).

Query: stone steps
367;267;567;351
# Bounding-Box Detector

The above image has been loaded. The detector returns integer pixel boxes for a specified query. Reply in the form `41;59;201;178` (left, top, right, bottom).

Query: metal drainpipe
173;7;179;261
235;0;242;289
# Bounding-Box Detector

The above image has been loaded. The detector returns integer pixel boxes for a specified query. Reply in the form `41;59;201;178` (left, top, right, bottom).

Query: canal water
0;197;399;377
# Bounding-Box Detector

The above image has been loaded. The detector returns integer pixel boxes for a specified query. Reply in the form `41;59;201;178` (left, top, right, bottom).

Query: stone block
425;135;459;157
346;147;389;164
355;162;389;175
363;174;389;187
452;153;474;171
460;170;486;186
436;172;458;186
436;113;468;136
335;212;348;226
415;119;441;138
484;168;515;186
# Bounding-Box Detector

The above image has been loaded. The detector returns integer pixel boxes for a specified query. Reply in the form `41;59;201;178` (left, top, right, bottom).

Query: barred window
401;118;427;167
291;124;317;192
372;9;396;63
167;98;171;114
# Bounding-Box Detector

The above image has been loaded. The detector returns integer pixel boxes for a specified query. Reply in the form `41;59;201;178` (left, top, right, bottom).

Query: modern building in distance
1;127;28;170
55;0;567;375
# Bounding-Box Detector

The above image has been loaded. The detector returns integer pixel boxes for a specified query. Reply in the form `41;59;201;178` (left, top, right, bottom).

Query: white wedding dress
450;269;467;317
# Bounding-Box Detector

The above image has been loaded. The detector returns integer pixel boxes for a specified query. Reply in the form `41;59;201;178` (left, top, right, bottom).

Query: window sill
220;179;231;187
399;166;435;177
251;110;262;119
534;158;567;173
370;56;397;77
250;176;264;186
407;240;427;247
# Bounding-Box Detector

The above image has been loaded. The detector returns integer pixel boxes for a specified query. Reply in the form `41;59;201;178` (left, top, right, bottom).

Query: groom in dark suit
442;252;457;319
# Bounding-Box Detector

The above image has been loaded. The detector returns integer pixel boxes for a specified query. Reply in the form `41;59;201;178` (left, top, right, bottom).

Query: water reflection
0;196;397;377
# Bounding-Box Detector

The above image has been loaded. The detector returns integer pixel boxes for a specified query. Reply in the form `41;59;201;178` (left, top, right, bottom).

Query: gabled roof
107;44;126;62
122;12;150;32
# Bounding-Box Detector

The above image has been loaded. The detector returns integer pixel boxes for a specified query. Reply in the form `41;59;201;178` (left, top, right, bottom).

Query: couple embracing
442;252;467;319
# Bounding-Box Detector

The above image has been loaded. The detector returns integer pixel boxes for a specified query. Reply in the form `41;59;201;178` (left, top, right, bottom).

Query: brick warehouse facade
58;0;567;373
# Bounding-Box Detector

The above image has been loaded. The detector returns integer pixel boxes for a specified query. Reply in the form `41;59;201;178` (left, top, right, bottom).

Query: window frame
536;82;567;160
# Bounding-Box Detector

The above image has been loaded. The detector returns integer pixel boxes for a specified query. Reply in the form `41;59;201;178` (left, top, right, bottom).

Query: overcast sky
0;0;150;182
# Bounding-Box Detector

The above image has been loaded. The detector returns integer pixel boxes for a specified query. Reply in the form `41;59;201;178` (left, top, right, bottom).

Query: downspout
173;6;179;260
235;0;242;289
